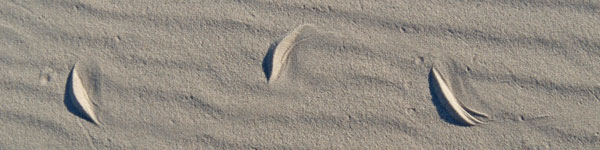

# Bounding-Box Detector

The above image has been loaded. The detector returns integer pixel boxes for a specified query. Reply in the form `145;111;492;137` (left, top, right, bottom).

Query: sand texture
1;0;600;149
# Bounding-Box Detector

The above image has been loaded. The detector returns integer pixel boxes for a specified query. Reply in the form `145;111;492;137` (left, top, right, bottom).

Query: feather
267;24;315;83
431;67;487;126
68;63;99;125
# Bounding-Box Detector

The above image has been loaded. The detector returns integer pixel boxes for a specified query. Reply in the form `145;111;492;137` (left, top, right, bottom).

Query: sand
1;0;599;149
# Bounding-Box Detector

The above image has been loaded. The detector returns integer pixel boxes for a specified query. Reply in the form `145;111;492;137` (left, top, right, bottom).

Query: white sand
1;0;599;149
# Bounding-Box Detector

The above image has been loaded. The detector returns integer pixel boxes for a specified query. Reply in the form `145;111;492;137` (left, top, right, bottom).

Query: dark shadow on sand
261;42;278;81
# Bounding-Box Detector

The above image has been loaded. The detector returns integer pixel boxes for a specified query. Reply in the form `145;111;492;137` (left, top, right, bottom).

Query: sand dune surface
1;0;600;149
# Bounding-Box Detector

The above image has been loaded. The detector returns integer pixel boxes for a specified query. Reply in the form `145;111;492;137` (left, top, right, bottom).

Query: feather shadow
262;42;278;81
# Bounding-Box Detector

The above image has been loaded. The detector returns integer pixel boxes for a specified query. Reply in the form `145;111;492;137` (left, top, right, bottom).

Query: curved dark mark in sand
429;67;488;126
1;79;56;96
117;82;229;119
229;110;418;137
94;72;229;119
192;134;283;149
463;0;599;13
48;1;272;35
135;86;415;135
0;22;29;42
6;1;35;15
195;134;244;149
182;134;292;150
263;24;315;83
0;110;73;139
467;70;600;102
64;63;99;125
180;94;226;119
532;116;600;145
26;1;275;53
241;0;599;14
77;120;99;150
239;1;600;59
512;111;600;146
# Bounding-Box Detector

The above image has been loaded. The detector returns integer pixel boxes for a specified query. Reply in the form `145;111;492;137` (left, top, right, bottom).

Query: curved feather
68;64;99;124
268;24;315;83
431;67;487;126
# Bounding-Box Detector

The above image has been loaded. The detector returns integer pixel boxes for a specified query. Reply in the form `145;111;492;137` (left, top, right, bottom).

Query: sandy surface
2;0;600;149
